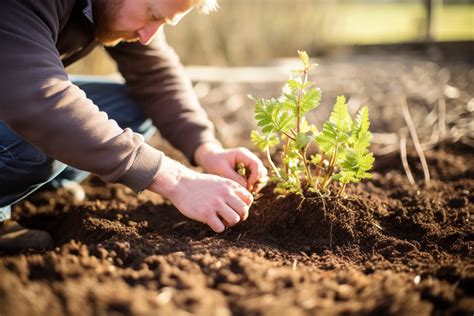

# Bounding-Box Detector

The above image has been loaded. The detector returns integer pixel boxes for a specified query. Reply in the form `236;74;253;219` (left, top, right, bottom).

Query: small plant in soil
250;51;374;197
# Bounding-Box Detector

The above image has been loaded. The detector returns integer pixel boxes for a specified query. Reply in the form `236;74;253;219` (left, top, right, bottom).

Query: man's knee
0;142;66;194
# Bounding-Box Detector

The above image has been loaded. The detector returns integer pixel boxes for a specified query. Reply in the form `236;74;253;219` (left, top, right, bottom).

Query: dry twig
438;96;447;139
400;97;431;185
400;135;416;185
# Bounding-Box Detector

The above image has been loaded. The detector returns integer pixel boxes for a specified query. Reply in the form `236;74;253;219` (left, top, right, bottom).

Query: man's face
94;0;194;47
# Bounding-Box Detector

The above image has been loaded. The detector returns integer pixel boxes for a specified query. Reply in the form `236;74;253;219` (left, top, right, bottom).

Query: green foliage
298;50;310;66
250;51;374;197
253;97;294;134
337;148;374;183
250;130;279;152
351;106;372;148
281;81;321;117
335;106;374;185
315;96;351;156
301;88;322;116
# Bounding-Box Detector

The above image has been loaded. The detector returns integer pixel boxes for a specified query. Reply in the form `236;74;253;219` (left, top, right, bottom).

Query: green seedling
236;162;248;178
250;51;374;197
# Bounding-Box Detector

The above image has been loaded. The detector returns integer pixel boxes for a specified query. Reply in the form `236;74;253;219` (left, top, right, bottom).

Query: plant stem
295;172;302;194
338;183;347;197
296;69;309;135
295;68;310;186
296;91;302;135
282;132;296;141
321;173;332;190
315;151;325;186
266;148;281;179
282;137;290;176
322;144;339;189
300;148;314;187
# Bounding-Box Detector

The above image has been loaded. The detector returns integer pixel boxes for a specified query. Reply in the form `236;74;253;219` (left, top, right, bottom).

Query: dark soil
1;49;473;316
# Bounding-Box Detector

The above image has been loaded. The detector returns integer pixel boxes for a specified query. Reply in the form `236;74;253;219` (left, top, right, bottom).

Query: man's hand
194;142;268;192
148;156;254;233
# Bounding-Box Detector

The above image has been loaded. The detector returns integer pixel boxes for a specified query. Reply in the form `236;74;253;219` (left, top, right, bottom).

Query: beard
92;0;140;47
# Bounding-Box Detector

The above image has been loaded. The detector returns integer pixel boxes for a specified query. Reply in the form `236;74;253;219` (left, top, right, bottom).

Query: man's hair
194;0;219;14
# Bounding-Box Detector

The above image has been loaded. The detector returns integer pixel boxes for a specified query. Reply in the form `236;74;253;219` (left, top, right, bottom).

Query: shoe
0;205;11;222
0;220;53;252
59;179;86;202
41;178;86;202
38;166;88;202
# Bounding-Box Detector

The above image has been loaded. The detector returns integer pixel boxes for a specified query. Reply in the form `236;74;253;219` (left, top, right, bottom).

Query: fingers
251;179;268;193
207;215;225;233
202;188;248;232
219;164;248;188
217;203;241;228
233;186;253;207
249;163;268;190
208;187;253;232
236;149;268;190
226;191;252;221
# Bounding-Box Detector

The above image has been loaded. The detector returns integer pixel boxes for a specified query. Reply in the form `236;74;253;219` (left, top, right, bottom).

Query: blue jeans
0;76;156;220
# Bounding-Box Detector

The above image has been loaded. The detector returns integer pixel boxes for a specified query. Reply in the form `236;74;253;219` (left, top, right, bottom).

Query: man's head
94;0;218;47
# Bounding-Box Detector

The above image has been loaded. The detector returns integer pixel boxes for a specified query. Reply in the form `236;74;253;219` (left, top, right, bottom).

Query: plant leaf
300;87;322;115
298;50;310;67
294;132;312;149
250;130;279;152
329;96;352;133
254;97;294;134
351;106;372;148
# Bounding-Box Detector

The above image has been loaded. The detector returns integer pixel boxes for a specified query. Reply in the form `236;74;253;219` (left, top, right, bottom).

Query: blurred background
67;0;474;156
67;0;473;74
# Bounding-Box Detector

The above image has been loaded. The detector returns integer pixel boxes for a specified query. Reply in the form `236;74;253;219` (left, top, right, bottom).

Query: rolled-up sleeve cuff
116;143;164;192
182;131;221;166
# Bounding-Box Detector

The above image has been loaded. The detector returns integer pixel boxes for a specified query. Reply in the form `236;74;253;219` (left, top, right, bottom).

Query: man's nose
137;22;163;45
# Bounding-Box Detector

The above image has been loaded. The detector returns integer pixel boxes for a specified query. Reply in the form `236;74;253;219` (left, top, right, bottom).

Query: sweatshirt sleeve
106;29;220;165
0;1;163;192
